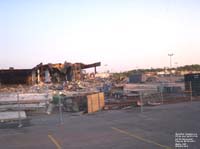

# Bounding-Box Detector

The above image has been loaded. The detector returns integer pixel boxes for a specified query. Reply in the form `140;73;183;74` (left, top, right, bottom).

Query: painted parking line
48;134;62;149
111;127;171;149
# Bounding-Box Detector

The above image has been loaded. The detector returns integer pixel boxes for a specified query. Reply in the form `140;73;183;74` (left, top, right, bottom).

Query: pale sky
0;0;200;72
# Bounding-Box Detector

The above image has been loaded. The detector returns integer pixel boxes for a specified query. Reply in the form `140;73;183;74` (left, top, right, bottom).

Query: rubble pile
0;67;155;122
0;61;138;122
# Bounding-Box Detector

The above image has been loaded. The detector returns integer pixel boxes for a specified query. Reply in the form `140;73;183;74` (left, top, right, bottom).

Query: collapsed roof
0;62;101;85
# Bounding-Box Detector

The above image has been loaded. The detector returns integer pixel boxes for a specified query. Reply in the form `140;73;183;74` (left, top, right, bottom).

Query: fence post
189;81;193;102
160;83;164;104
58;92;64;125
45;86;49;112
140;91;143;113
17;93;22;128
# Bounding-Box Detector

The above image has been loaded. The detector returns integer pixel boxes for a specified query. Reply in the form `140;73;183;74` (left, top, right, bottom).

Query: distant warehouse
184;73;200;96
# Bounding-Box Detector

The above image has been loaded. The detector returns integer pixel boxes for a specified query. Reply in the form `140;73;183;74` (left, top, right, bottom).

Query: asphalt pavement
0;101;199;149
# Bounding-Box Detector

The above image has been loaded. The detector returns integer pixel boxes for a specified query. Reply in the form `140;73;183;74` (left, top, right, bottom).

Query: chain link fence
138;82;200;112
0;90;50;128
0;80;200;127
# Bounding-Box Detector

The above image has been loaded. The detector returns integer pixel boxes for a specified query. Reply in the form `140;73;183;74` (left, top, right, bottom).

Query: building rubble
0;62;189;122
0;66;133;121
0;61;104;122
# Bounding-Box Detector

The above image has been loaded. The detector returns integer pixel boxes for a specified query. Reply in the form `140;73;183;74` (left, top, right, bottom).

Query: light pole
104;64;108;73
168;53;174;68
174;62;178;68
174;62;178;75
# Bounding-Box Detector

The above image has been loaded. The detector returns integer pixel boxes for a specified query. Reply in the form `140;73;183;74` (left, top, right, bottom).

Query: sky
0;0;200;72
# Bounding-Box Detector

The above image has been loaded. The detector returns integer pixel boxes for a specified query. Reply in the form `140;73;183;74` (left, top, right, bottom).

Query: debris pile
1;62;187;123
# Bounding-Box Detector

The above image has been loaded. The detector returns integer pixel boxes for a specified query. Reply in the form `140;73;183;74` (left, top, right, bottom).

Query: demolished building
0;69;32;85
0;62;101;85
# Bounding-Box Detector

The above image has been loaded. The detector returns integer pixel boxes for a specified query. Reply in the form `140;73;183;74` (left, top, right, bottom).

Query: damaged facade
0;62;100;85
0;69;32;85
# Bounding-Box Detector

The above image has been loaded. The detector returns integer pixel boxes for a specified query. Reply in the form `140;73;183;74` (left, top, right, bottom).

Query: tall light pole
168;53;174;68
104;64;108;73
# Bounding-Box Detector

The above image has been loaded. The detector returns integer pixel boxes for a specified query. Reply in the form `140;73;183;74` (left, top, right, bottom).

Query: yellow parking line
111;127;171;149
48;134;62;149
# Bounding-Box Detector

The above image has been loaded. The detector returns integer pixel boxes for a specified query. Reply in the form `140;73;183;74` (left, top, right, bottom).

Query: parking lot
0;101;200;149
